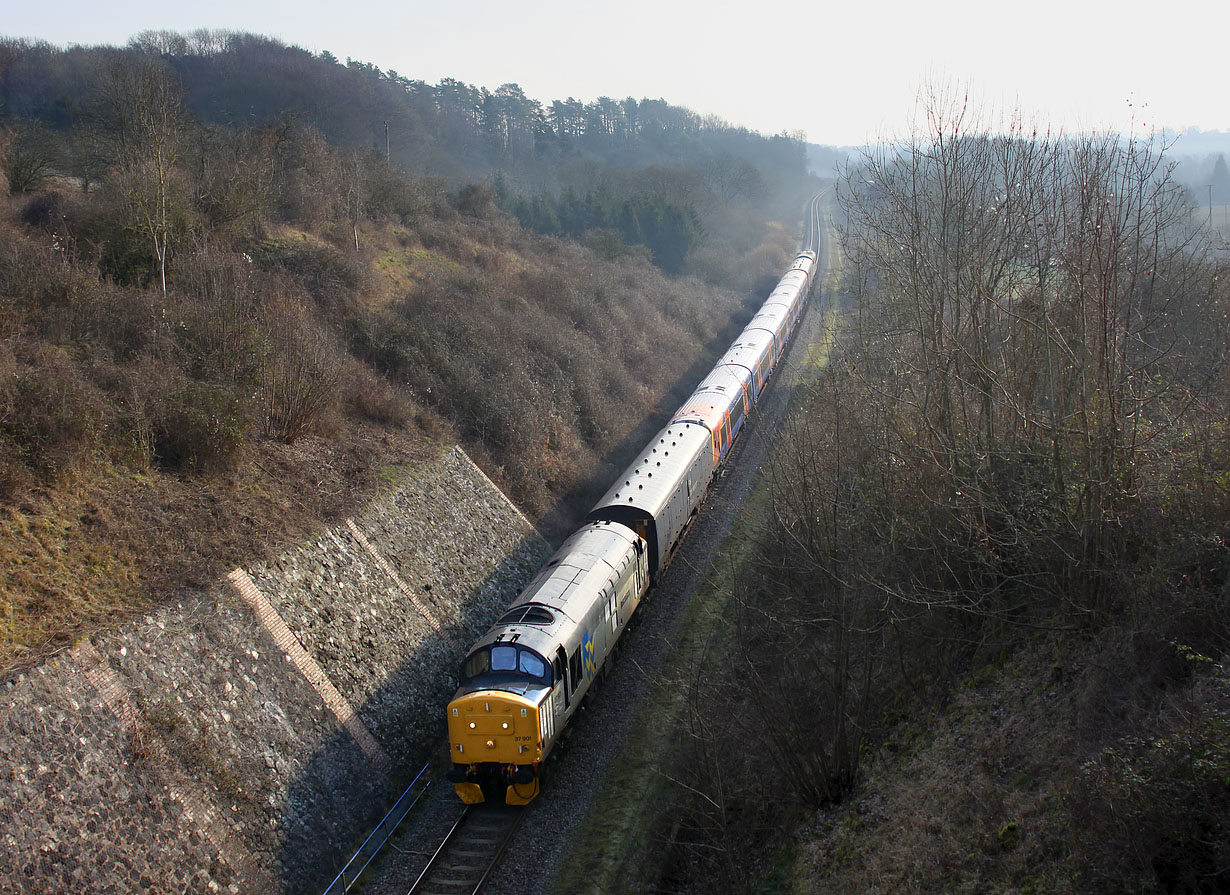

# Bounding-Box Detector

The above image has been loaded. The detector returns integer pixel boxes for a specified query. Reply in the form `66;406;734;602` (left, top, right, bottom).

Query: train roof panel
671;398;730;431
745;309;789;333
721;336;774;372
589;422;712;519
713;365;755;394
725;328;776;354
673;367;748;428
761;297;797;313
694;365;748;394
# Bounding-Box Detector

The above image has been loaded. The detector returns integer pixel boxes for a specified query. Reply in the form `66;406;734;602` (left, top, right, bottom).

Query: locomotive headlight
502;722;509;729
469;722;476;729
486;740;495;749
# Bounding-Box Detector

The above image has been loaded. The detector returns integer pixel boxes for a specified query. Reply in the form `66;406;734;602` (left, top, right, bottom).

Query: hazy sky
5;0;1229;146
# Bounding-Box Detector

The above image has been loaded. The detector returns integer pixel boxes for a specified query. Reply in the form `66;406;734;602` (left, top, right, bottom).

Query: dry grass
794;630;1230;895
0;422;439;672
796;640;1085;894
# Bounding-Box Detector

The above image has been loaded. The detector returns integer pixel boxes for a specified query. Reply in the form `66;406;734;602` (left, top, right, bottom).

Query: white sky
5;0;1229;146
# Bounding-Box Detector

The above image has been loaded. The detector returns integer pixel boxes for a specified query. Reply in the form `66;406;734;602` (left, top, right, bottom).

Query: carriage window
491;645;517;672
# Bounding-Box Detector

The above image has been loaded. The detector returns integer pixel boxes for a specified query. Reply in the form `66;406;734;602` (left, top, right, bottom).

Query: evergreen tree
1211;154;1230;204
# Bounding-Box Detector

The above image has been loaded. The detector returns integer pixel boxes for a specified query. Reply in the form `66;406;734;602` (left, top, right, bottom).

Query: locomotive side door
633;538;647;596
554;647;569;712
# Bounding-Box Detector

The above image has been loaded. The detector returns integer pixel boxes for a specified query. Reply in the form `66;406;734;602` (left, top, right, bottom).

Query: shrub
251;239;366;317
151;378;250;472
171;245;267;387
454;182;497;219
1068;654;1230;893
19;191;73;237
261;298;344;445
341;363;411;427
0;343;106;482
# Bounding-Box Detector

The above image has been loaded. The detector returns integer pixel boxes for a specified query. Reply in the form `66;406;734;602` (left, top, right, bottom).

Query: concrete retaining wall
0;447;551;895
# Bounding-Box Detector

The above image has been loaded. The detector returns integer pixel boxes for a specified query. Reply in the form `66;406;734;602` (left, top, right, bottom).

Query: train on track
446;202;821;806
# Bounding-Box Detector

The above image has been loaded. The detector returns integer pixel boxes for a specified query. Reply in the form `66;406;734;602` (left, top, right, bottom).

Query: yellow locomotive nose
447;691;541;765
448;689;544;806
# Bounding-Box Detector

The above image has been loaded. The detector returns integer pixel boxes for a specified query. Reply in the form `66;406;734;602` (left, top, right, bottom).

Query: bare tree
261;296;344;445
87;54;188;294
837;82;1219;611
2;121;57;194
343;154;366;250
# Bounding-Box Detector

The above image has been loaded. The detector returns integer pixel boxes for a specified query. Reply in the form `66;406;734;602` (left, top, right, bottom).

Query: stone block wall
0;447;551;895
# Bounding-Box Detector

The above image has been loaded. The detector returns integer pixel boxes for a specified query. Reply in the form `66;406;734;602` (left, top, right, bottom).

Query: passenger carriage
587;421;714;580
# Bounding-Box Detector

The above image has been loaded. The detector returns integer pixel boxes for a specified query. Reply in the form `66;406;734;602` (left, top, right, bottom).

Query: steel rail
406;804;525;895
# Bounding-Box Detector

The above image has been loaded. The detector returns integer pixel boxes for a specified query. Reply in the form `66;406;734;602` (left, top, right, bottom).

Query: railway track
406;804;525;895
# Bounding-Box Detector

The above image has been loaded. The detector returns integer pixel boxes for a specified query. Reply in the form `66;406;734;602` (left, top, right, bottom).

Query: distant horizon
4;0;1229;147
8;26;1230;158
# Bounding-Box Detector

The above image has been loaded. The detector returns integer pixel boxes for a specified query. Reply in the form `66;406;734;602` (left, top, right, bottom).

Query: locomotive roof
466;521;641;656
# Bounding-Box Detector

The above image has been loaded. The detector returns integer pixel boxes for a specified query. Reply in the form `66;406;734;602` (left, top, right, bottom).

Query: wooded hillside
0;33;811;672
1;31;812;278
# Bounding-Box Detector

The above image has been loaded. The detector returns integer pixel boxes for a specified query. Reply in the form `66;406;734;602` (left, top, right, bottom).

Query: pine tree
1211;154;1230;204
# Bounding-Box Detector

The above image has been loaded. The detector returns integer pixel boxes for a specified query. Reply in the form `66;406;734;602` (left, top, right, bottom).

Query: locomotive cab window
519;650;546;679
491;645;517;672
460;649;490;680
461;645;551;685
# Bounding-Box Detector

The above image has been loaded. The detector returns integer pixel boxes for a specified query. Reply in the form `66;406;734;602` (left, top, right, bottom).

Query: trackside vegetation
626;93;1230;894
